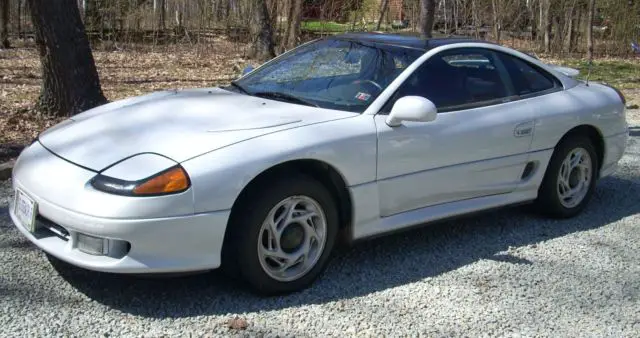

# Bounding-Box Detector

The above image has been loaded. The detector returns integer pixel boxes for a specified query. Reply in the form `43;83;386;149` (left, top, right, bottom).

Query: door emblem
514;122;534;137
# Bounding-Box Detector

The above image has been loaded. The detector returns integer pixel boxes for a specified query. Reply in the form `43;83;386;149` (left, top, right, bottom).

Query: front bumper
9;143;230;274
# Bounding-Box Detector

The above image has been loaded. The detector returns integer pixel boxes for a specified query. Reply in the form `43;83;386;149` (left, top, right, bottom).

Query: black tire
535;135;599;218
223;174;338;295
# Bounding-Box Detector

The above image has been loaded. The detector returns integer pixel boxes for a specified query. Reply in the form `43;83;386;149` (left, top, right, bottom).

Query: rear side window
499;53;558;96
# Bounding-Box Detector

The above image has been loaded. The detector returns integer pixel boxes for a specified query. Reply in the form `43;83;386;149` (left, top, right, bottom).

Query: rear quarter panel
530;82;628;152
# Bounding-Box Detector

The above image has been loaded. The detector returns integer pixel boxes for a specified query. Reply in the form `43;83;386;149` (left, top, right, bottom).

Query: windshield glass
233;38;424;113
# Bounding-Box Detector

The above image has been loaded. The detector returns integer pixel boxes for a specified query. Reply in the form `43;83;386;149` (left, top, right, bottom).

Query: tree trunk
282;0;302;51
538;0;544;43
419;0;436;38
586;0;596;59
175;8;183;29
472;0;479;39
84;0;102;33
269;0;278;32
155;0;165;30
250;0;275;61
351;0;359;31
529;0;536;41
543;0;552;53
552;14;561;53
443;0;447;33
0;0;9;48
27;0;107;117
453;0;459;33
17;0;21;39
223;0;230;27
573;6;582;52
564;3;575;53
491;0;501;43
376;0;388;31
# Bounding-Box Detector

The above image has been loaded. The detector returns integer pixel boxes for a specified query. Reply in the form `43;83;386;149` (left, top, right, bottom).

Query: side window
499;53;557;96
383;49;512;113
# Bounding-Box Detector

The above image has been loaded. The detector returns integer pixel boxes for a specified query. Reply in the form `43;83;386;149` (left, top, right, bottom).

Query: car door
375;48;536;217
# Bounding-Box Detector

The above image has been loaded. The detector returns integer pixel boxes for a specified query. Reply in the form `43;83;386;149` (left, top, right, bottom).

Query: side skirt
349;188;538;243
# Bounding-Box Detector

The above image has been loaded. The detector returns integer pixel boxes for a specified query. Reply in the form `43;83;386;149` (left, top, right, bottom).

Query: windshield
232;38;424;113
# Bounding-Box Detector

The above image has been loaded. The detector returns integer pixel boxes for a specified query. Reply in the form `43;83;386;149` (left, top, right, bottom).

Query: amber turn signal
133;166;190;195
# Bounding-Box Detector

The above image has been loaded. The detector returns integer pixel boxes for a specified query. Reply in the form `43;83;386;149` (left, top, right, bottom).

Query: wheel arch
225;159;354;246
555;124;605;173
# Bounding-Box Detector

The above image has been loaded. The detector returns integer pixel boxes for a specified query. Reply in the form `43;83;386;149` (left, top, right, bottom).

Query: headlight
90;165;190;196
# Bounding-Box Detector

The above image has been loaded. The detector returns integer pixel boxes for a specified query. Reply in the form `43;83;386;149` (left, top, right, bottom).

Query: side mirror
241;65;255;76
385;96;437;127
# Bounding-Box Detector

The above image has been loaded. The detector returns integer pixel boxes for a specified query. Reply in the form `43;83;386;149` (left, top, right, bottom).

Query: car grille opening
35;215;70;241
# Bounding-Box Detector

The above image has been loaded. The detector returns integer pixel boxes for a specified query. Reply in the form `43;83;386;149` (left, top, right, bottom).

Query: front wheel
224;174;338;295
535;135;599;218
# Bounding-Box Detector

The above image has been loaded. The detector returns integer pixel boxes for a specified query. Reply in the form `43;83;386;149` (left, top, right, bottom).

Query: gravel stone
1;121;639;337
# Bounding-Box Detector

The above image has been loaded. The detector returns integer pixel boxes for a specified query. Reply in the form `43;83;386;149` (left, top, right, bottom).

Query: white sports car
10;33;628;295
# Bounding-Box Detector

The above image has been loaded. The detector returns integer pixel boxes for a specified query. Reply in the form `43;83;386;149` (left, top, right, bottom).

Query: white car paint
38;88;357;171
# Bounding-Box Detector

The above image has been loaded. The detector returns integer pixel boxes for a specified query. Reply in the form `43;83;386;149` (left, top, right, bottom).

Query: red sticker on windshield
355;92;371;101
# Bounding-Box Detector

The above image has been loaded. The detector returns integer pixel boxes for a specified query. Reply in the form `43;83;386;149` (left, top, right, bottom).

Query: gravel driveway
1;121;639;337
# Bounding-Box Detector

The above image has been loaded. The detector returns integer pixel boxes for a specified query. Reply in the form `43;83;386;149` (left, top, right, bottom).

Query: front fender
181;115;377;213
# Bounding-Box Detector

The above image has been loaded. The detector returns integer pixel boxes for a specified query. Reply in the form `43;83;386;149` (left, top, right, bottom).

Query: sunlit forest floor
1;39;639;147
0;39;253;146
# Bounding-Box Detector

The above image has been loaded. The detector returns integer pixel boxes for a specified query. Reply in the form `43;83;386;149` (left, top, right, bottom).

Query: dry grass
1;40;639;147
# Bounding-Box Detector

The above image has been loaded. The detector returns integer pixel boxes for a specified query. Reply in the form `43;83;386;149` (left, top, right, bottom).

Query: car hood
38;88;355;171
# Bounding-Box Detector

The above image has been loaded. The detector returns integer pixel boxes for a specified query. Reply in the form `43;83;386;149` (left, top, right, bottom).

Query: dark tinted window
383;49;512;112
499;53;557;95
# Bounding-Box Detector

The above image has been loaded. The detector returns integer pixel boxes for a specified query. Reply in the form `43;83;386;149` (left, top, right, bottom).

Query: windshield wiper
228;81;250;95
253;91;319;107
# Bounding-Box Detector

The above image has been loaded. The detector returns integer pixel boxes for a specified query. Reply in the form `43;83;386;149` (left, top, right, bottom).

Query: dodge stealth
10;33;628;294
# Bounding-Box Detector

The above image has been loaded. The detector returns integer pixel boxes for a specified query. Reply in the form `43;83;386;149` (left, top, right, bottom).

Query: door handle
514;121;534;137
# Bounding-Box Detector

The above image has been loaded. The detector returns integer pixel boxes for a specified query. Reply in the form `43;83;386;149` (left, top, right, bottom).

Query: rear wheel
224;174;338;295
535;135;598;218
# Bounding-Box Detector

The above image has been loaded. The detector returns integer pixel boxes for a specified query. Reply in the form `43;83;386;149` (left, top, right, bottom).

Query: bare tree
268;0;278;30
420;0;436;38
376;0;389;31
27;0;106;116
250;0;276;60
17;0;22;39
7;0;637;58
84;0;103;33
472;0;482;39
155;0;165;30
491;0;501;43
586;0;596;59
0;0;9;48
562;0;578;53
542;0;552;53
282;0;303;51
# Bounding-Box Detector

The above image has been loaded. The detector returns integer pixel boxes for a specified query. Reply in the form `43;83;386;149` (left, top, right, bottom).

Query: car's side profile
10;33;628;295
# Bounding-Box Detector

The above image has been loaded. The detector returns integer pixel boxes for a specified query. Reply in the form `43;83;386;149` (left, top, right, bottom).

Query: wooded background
1;0;639;150
1;0;639;57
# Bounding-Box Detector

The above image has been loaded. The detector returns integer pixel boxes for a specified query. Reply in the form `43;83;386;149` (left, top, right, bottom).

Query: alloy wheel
557;147;592;209
257;196;327;282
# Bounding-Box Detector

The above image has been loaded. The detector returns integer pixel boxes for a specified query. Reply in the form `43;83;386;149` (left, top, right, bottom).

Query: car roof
330;32;492;51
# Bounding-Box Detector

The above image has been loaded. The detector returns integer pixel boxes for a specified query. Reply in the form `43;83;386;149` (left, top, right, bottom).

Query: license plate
14;189;37;232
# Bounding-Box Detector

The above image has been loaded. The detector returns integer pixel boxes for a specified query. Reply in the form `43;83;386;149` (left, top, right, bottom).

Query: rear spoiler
548;65;580;78
522;52;581;79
